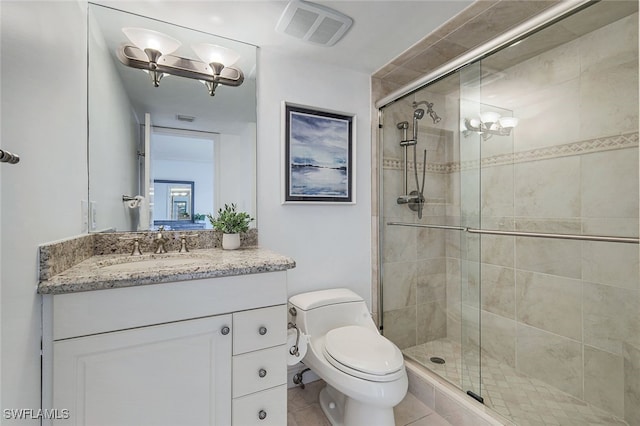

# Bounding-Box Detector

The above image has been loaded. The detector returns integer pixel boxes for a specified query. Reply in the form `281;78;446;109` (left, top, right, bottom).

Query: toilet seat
322;326;404;382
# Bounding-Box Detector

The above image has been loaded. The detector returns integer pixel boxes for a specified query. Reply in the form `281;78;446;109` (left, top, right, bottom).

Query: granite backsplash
39;229;258;282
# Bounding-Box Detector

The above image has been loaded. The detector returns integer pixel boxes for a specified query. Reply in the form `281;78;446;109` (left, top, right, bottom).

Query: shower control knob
258;410;267;420
221;326;230;335
258;326;267;335
258;368;267;378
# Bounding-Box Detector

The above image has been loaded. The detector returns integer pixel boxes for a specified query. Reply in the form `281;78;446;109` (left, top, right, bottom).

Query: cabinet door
53;315;232;426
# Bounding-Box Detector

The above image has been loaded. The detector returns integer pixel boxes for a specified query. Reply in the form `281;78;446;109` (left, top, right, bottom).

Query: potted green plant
207;203;253;250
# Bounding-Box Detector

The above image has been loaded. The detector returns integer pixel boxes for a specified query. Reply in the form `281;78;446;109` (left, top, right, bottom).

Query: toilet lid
324;326;403;375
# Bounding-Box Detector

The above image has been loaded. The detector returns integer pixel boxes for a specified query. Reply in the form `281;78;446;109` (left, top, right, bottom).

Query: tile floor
404;338;629;426
287;379;452;426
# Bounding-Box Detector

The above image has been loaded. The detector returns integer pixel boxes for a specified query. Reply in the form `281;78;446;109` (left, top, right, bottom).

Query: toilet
288;288;408;426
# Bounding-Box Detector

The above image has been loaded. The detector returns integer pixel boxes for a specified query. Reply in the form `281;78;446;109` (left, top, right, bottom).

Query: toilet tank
289;288;377;337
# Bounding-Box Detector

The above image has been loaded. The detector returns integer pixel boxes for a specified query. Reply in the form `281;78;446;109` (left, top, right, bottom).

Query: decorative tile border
383;158;450;173
383;132;639;173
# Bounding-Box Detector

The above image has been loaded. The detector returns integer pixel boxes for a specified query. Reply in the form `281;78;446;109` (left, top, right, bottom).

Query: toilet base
319;385;345;425
319;384;396;426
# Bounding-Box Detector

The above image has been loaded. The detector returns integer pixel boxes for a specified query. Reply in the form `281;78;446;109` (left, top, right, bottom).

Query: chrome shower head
411;109;424;141
413;100;442;124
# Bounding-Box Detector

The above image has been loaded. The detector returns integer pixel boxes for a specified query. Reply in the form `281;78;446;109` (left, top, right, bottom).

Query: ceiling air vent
176;114;195;122
276;0;353;47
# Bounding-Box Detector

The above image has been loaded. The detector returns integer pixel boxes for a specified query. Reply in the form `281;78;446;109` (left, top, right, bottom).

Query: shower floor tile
404;339;629;426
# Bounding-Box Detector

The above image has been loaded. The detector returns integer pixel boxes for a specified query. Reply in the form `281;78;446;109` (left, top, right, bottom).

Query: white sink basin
96;253;212;272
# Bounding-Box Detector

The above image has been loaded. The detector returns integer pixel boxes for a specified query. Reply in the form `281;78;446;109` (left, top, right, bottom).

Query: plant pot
222;233;241;250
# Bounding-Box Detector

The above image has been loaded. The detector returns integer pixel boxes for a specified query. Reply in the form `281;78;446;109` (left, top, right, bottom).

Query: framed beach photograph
283;103;355;203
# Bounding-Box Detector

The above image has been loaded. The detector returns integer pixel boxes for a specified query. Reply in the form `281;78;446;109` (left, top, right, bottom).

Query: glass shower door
379;68;484;401
458;63;483;401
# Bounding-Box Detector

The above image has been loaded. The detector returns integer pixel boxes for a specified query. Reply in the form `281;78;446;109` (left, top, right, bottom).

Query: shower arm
412;100;442;124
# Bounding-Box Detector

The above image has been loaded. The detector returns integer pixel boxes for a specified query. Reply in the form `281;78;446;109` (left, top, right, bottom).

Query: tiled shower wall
381;90;459;349
381;11;639;425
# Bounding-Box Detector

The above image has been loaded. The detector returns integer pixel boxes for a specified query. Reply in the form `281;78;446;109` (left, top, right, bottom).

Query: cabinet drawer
232;385;286;426
233;345;286;398
233;305;286;354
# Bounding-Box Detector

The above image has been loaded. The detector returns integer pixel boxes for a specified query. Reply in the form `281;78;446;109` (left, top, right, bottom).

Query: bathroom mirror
87;3;257;232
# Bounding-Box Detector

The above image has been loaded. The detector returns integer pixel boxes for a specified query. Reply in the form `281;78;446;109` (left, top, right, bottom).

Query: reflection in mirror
153;180;200;229
150;127;213;230
87;3;257;232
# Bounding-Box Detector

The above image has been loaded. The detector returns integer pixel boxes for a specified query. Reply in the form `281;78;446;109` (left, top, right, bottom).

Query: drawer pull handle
221;326;230;335
258;326;268;335
258;410;267;420
258;368;267;378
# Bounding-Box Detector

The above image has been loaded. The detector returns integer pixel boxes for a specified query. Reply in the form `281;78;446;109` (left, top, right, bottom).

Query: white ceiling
94;0;472;74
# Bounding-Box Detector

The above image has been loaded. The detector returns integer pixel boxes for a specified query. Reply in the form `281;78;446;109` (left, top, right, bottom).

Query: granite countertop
38;247;296;295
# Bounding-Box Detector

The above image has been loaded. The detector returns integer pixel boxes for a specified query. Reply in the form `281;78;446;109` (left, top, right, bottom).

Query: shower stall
378;2;639;425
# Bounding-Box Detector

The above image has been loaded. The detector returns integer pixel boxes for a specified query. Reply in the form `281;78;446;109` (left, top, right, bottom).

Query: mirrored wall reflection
87;3;257;232
380;1;638;425
154;180;195;223
150;129;214;231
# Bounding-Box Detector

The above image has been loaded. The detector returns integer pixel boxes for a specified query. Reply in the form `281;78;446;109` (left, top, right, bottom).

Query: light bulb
191;43;240;68
498;116;519;129
122;27;181;56
469;118;481;128
480;111;501;124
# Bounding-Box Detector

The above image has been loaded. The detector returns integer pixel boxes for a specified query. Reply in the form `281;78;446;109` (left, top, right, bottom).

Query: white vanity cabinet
42;271;288;426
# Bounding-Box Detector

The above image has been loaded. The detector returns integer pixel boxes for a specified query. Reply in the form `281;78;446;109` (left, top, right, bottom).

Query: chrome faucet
130;238;143;256
154;226;168;254
177;233;198;253
179;236;189;253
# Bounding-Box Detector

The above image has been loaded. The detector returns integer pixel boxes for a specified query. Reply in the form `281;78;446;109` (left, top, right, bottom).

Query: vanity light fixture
117;27;244;96
191;43;241;96
463;111;519;140
121;27;181;86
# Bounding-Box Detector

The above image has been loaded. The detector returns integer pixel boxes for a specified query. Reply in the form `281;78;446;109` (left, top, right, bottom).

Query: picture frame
282;102;355;204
